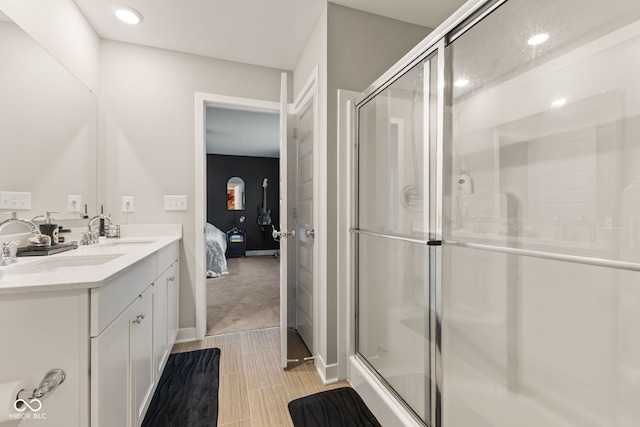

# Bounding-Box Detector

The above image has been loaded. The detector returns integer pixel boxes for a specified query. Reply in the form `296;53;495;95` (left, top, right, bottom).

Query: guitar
257;178;272;227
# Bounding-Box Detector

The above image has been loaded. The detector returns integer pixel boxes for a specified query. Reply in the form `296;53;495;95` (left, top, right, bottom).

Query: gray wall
292;2;433;372
6;0;434;363
99;39;287;330
324;4;433;366
0;0;100;92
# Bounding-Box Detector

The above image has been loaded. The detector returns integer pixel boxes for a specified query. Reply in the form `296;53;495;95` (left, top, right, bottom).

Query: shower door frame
351;39;444;427
346;0;509;426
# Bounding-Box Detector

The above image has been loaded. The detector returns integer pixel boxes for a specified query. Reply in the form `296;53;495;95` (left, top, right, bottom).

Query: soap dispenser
39;211;60;245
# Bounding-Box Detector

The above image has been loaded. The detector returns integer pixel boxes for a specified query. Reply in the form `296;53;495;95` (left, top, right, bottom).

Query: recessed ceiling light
454;78;469;88
528;33;549;46
551;97;567;108
115;6;143;25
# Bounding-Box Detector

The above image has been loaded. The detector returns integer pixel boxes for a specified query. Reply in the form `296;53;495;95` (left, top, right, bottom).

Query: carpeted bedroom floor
206;255;280;336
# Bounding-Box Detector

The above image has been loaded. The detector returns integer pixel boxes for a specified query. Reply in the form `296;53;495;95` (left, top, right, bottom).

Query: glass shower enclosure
353;0;640;425
354;43;443;426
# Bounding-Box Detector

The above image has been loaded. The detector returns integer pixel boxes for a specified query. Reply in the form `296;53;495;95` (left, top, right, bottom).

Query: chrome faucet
0;212;40;265
0;212;38;235
87;214;112;232
82;214;113;245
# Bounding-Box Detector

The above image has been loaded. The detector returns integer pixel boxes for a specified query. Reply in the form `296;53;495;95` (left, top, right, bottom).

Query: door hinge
293;207;298;219
293;127;298;140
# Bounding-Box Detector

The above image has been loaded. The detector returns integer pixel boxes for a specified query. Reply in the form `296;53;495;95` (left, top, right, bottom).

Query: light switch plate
0;191;32;210
122;196;135;213
68;195;82;213
164;195;187;211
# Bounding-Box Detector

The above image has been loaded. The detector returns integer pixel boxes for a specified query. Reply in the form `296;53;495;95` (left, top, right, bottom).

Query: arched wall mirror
226;177;245;210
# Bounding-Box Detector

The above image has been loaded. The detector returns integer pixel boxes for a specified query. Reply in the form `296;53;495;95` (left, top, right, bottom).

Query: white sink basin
6;254;123;275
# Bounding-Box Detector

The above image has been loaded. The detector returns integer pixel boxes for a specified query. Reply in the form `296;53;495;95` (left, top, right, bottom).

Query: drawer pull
132;313;145;324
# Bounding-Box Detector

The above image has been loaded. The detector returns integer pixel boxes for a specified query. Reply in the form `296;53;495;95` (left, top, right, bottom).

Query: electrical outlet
164;195;188;211
122;196;135;213
68;195;82;213
0;191;32;210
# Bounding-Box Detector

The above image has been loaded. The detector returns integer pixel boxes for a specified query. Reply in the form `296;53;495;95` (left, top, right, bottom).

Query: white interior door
280;69;318;368
279;72;290;369
294;91;315;353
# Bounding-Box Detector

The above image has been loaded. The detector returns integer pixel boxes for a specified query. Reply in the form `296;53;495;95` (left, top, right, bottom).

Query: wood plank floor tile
219;420;252;427
243;351;285;390
172;327;353;427
217;341;243;375
217;372;249;425
239;328;273;355
248;385;293;427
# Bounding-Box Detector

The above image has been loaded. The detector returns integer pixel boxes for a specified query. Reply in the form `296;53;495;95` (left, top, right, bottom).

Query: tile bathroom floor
172;327;350;426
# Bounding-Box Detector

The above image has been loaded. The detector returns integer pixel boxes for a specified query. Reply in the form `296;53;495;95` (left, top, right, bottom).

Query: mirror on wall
226;177;245;210
0;10;97;221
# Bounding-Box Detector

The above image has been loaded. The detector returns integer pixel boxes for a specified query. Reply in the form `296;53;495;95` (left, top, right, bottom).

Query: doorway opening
194;93;281;340
204;106;281;336
194;69;320;372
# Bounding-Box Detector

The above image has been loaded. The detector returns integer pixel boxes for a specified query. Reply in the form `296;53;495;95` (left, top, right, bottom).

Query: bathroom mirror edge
0;9;98;222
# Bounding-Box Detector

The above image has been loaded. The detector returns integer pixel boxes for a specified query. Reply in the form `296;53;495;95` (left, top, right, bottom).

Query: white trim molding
176;327;197;344
194;92;280;340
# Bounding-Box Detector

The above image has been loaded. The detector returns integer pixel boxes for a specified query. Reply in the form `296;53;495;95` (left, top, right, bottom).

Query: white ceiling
71;0;469;158
73;0;468;71
206;107;279;157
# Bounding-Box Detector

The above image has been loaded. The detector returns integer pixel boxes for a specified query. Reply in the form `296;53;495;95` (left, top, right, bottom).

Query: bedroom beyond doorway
206;255;280;336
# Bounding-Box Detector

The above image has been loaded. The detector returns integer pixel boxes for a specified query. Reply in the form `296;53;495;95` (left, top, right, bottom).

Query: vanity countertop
0;225;181;295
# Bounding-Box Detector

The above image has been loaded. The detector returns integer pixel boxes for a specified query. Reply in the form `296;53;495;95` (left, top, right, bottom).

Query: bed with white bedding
206;223;228;278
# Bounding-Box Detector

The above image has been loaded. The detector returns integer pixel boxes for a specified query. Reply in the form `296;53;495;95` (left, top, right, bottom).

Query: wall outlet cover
68;195;82;213
122;196;135;213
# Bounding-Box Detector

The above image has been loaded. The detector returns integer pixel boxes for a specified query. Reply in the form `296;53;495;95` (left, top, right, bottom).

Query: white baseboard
315;353;340;385
246;249;278;257
175;327;197;343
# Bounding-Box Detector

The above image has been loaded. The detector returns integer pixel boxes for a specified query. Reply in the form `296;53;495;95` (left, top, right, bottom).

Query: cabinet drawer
90;255;156;337
156;241;178;277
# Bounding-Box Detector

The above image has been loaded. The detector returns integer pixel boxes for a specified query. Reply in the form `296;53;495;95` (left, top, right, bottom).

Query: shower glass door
354;46;441;426
443;0;640;425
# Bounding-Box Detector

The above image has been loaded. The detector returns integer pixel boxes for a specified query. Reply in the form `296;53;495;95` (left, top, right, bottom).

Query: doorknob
306;229;315;238
273;230;296;239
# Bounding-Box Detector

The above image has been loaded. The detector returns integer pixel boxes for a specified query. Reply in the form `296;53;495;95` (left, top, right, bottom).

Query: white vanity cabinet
167;260;179;349
90;240;180;427
131;286;155;427
153;243;179;381
153;267;170;380
152;259;179;381
0;232;181;427
91;287;154;427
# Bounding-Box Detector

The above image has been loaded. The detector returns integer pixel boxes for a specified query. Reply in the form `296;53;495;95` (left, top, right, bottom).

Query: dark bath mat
288;387;381;427
142;348;221;427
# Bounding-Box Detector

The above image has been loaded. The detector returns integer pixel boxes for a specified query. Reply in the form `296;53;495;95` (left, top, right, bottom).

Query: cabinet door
167;260;179;346
91;300;137;427
153;270;169;380
132;288;155;427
